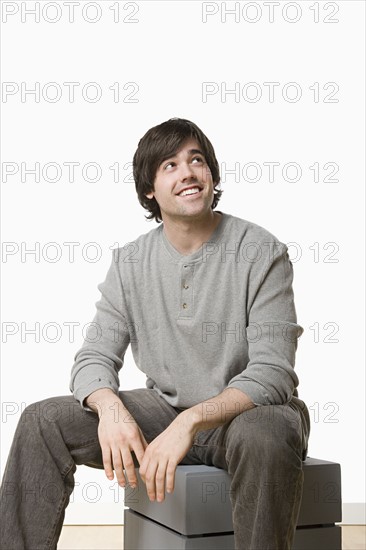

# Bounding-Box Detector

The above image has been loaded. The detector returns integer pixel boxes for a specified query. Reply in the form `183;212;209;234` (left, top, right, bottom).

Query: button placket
179;264;194;318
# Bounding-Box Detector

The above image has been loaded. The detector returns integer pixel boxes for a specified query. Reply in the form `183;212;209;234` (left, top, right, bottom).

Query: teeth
179;187;200;197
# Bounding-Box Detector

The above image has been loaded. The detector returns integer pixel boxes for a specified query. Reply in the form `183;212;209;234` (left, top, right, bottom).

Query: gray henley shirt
69;211;304;410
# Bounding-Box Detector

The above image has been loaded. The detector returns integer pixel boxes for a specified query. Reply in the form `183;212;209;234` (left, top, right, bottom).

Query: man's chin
162;206;215;224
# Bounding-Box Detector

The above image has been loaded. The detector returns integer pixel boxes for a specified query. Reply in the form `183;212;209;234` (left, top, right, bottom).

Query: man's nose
179;162;196;181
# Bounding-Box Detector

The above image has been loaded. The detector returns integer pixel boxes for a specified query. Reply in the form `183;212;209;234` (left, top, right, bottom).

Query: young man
0;118;310;549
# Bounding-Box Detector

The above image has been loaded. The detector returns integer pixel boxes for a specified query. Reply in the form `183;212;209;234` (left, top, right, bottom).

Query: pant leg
0;388;195;550
191;396;311;550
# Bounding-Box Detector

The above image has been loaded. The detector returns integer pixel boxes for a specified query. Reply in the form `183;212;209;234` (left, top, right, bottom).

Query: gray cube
124;457;342;550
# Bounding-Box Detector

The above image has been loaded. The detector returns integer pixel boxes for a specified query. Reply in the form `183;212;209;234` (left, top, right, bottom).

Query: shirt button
183;284;189;289
182;303;188;309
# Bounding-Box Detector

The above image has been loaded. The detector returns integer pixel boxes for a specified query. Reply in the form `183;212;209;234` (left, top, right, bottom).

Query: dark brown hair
133;118;223;223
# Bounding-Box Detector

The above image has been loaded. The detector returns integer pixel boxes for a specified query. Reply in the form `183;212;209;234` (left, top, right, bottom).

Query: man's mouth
177;186;203;197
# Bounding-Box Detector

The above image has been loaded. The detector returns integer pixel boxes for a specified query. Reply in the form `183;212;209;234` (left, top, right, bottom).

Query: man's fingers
166;461;176;494
122;451;138;487
101;447;114;480
138;445;150;481
111;450;125;487
144;462;158;501
97;414;147;489
155;463;167;502
133;439;147;467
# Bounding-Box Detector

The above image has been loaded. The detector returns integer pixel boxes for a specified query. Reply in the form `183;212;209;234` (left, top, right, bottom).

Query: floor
57;525;366;549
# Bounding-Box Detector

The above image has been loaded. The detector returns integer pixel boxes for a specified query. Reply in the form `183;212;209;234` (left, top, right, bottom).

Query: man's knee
20;396;83;428
227;403;303;458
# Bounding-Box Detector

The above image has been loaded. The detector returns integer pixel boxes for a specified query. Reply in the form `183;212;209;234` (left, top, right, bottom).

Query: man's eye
164;162;175;170
192;156;204;163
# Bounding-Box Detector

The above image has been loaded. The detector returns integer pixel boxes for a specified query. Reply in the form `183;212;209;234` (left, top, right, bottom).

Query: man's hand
86;388;148;488
139;411;196;503
139;387;255;503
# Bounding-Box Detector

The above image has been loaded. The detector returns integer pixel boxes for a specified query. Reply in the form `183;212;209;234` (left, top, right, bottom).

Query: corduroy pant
0;389;310;550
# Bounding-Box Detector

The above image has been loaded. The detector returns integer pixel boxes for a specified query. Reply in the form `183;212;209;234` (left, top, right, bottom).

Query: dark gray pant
0;389;310;550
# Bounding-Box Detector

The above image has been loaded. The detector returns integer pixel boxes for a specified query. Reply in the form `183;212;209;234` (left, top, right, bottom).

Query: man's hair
133;118;223;223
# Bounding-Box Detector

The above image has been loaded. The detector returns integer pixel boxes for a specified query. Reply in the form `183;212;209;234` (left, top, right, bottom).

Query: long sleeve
227;243;304;406
69;250;130;409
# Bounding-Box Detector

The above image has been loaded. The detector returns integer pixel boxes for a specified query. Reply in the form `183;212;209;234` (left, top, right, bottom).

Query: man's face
145;138;216;223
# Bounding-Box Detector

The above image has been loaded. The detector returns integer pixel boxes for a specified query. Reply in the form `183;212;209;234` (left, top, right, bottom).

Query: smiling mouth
177;187;203;197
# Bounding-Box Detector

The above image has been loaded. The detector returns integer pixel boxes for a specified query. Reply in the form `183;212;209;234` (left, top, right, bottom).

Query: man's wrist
177;407;204;437
85;388;123;417
181;388;256;434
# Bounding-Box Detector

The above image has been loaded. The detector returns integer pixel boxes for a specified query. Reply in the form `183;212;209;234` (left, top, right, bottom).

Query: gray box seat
124;457;342;550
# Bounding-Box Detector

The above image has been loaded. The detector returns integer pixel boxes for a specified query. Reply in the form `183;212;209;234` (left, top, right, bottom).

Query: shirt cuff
227;380;278;406
72;377;120;411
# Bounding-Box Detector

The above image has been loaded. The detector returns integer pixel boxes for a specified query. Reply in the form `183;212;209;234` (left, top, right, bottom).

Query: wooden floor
57;525;365;549
342;526;366;550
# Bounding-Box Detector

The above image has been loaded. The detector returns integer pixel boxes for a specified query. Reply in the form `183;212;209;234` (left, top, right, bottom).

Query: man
0;118;310;549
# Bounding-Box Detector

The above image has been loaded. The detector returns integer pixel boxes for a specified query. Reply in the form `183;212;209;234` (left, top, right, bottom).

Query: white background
1;0;365;525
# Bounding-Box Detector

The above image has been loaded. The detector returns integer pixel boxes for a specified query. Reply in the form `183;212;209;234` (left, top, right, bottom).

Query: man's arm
69;250;130;410
139;387;255;502
184;386;255;432
225;242;303;405
70;251;148;487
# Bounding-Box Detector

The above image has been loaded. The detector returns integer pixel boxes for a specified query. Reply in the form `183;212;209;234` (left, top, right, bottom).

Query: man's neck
162;211;223;256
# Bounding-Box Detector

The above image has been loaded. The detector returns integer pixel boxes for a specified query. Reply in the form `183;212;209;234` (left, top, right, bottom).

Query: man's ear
145;191;154;200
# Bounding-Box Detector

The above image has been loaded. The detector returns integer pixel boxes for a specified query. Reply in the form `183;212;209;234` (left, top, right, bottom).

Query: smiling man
0;118;310;550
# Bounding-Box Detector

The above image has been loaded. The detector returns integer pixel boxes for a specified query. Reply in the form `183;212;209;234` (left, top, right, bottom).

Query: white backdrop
1;0;365;525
